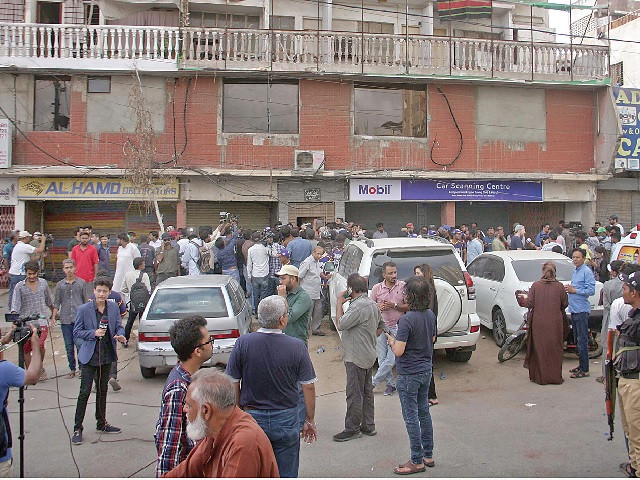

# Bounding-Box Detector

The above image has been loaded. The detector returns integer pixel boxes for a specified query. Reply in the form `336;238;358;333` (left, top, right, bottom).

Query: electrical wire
47;324;82;478
429;85;463;167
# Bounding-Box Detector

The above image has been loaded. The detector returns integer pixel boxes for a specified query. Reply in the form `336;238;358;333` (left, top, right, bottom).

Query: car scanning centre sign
19;177;179;201
349;179;542;202
613;87;640;171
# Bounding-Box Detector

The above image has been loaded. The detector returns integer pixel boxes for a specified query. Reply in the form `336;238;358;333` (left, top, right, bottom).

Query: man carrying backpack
121;257;151;347
137;235;157;290
181;233;201;276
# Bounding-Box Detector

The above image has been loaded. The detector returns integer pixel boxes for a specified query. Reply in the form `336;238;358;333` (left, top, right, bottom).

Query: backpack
190;241;211;274
129;271;151;312
0;361;11;459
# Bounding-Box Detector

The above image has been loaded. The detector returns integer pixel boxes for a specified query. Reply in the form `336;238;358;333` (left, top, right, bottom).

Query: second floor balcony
0;23;609;83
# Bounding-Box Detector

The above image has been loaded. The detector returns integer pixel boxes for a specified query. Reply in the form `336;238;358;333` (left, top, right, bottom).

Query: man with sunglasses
156;233;180;286
155;316;213;477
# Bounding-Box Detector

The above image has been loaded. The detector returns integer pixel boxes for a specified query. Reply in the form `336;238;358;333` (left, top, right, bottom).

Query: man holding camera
8;232;46;313
0;323;42;477
10;261;54;380
72;277;126;445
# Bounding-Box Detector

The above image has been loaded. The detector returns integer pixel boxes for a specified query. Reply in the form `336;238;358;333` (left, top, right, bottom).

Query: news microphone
99;316;108;340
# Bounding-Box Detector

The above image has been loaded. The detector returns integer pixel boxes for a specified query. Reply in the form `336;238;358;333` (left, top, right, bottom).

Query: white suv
328;237;480;362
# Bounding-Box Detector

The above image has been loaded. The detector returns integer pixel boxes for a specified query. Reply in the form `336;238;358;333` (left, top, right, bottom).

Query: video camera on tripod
4;313;42;344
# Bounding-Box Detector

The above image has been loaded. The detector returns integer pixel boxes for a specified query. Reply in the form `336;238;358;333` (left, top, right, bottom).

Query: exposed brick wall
13;76;597;175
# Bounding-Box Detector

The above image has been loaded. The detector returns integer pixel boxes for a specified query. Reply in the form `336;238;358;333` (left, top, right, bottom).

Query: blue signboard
400;180;543;202
613;87;640;171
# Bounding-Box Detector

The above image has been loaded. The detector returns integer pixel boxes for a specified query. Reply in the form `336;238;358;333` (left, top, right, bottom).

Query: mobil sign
349;179;402;201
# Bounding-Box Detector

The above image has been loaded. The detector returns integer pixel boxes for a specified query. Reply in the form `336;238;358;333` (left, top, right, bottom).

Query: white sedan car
467;251;603;346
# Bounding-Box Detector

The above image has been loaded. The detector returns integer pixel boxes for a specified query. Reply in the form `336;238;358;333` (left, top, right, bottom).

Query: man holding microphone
72;277;126;445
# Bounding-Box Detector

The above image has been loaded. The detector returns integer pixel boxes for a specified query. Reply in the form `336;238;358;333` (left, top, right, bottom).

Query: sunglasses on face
197;336;215;348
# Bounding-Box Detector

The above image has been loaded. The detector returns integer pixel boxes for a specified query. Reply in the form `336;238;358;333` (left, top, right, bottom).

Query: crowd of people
0;211;638;477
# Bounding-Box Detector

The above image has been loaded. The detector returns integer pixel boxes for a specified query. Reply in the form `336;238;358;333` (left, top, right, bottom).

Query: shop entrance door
288;202;335;228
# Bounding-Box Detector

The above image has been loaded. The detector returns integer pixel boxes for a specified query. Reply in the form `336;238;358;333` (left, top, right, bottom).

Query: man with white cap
609;214;625;236
510;224;526;250
8;231;46;310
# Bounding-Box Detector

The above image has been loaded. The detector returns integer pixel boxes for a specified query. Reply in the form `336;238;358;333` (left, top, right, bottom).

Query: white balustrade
0;23;609;79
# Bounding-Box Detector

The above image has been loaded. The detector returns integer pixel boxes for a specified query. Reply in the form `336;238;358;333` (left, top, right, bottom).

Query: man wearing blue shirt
0;323;42;477
566;248;596;378
286;229;312;268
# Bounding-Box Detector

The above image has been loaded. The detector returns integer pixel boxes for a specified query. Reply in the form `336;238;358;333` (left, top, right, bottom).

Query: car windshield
146;287;228;319
512;259;575;282
369;249;464;289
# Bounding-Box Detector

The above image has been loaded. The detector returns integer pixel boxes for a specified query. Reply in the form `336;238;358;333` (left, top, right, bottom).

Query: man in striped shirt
154;316;213;477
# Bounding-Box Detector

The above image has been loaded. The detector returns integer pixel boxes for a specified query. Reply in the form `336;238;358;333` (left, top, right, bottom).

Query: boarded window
357;21;394;34
34;77;71;131
223;82;299;134
612;61;623;86
87;76;111;93
354;86;427;137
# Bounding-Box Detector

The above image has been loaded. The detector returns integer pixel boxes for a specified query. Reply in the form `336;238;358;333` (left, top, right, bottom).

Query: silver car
137;275;252;378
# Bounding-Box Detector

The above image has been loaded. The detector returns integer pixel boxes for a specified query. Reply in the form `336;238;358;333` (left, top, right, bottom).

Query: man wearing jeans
247;232;270;313
566;248;596;379
370;262;408;395
214;226;240;284
226;295;317;478
52;259;88;378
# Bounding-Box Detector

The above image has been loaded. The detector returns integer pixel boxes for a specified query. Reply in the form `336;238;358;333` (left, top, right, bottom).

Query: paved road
0;302;629;477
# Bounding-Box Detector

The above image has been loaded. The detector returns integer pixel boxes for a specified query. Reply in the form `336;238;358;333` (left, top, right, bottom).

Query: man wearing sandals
617;270;640;478
565;248;595;379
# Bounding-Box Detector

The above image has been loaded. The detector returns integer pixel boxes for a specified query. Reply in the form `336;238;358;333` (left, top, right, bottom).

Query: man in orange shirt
164;369;279;478
71;231;99;285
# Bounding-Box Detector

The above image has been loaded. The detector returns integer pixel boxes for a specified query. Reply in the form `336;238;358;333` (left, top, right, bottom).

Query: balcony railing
0;23;609;81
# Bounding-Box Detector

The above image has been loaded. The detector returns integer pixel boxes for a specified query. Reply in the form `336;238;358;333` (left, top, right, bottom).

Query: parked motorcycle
498;290;603;362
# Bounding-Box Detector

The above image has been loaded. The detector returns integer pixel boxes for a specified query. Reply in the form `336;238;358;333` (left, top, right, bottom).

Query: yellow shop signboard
19;177;179;201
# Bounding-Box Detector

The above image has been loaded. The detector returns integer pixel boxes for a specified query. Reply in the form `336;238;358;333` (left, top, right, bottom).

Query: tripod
16;336;26;478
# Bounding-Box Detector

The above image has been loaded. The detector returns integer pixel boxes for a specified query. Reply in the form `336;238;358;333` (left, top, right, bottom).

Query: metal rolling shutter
43;201;128;281
186;201;273;230
126;202;177;235
346;202;440;236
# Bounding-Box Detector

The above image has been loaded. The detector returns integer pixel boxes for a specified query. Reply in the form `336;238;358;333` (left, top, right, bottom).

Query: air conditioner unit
294;150;324;171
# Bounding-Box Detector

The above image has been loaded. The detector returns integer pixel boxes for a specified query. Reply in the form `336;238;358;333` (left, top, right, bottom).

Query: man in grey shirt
299;246;325;336
373;223;389;239
334;273;384;442
598;260;625;382
52;258;88;378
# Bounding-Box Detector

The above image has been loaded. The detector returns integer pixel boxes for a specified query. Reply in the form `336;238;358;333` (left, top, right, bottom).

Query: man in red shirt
71;232;99;284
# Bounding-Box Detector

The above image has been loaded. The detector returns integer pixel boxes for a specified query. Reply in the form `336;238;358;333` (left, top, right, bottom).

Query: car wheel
445;349;473;362
492;308;508;347
140;366;156;379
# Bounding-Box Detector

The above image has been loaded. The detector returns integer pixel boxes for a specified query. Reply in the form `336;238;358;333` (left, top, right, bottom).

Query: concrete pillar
176;200;187;228
323;0;332;31
440;201;455;227
334;200;345;223
263;0;270;29
278;201;289;224
421;3;434;35
14;200;25;231
581;201;597;230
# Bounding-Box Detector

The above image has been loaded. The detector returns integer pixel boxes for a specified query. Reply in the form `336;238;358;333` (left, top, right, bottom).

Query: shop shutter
126;202;177;235
186;201;273;230
346;202;441;236
508;202;565;238
43;201;128;281
0;206;15;287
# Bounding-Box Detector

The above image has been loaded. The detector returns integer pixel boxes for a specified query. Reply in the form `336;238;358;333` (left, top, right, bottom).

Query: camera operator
10;261;53;381
0;323;42;477
8;232;46;314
